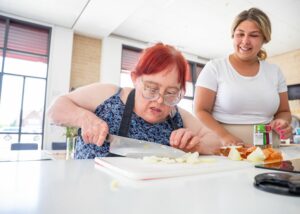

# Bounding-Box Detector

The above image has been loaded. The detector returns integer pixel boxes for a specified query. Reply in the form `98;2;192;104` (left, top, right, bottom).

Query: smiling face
131;66;181;124
232;20;264;61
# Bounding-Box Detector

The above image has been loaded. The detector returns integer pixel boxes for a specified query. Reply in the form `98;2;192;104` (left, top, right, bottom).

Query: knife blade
107;134;186;159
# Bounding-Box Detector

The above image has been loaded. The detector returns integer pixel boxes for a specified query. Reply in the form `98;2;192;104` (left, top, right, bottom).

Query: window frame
0;15;51;149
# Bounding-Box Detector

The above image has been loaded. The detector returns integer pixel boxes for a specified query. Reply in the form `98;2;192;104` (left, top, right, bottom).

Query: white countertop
0;150;66;161
0;147;299;214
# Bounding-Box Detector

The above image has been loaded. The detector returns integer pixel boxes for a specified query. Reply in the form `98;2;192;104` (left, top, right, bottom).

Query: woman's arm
47;83;118;126
273;92;292;122
172;106;221;155
270;92;292;139
194;86;244;146
47;83;119;145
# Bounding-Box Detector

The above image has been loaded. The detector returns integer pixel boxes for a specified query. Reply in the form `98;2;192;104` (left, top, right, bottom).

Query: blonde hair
231;8;271;60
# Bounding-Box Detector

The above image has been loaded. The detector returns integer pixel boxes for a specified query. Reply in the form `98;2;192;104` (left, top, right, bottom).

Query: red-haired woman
47;43;221;159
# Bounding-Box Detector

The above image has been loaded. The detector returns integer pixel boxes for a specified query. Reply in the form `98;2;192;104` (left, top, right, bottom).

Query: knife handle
106;152;124;157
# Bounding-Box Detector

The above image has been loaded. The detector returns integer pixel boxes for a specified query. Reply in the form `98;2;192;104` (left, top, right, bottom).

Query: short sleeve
195;60;218;92
276;67;288;93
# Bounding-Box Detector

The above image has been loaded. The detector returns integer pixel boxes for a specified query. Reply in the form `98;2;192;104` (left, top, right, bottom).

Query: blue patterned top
74;89;184;159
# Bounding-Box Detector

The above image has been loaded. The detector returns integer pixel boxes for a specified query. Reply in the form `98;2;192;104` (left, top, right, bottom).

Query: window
288;84;300;100
120;45;204;114
120;45;142;88
0;16;51;150
177;62;203;114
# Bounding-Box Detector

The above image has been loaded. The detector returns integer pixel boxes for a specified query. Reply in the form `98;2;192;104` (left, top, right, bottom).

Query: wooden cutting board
94;156;253;180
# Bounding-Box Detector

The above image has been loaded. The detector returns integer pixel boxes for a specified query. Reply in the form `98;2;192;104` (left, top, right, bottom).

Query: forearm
178;107;222;154
195;131;222;155
47;95;98;128
195;110;230;138
273;111;292;123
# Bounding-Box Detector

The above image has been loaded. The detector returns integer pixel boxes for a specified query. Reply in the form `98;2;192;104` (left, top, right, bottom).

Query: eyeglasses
140;78;182;106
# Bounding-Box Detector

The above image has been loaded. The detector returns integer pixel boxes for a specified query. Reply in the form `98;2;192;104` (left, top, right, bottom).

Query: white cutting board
94;156;253;180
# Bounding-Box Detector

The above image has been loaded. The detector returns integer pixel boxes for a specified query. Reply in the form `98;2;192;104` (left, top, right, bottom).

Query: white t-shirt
195;57;287;124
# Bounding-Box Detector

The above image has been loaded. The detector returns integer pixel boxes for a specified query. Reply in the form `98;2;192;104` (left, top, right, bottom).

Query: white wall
43;26;74;149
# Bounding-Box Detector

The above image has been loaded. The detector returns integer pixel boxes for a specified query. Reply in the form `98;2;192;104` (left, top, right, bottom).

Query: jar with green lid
253;124;272;148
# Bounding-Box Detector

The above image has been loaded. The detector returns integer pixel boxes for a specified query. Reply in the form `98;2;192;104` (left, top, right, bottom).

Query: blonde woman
194;8;292;147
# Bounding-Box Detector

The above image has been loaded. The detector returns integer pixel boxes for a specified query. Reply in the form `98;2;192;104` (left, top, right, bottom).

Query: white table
0;150;67;162
0;147;299;214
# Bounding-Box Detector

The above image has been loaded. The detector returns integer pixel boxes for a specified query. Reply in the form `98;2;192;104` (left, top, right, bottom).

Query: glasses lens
141;79;181;106
164;94;180;106
142;86;159;100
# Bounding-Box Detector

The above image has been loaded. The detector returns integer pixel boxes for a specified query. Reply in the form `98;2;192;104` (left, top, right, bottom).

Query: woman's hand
220;133;245;147
80;115;109;146
169;128;201;152
269;118;292;139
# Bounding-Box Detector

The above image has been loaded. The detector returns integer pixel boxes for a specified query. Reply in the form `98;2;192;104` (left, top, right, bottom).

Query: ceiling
0;0;299;59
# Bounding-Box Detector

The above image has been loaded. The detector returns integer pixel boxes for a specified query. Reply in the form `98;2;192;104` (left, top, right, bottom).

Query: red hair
134;43;189;91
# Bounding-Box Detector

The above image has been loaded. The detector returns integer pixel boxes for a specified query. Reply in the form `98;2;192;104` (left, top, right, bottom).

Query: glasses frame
139;78;183;106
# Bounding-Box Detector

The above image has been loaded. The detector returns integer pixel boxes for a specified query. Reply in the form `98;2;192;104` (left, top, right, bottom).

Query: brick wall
70;34;102;89
268;49;300;118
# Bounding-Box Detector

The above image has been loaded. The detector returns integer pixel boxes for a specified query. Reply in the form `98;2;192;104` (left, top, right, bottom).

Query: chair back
52;142;67;150
11;143;38;150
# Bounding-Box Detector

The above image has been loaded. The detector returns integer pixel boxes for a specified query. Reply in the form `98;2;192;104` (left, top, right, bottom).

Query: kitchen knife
107;134;186;159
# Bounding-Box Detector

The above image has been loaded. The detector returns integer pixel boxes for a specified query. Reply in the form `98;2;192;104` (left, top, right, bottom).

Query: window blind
0;19;5;48
7;21;49;63
121;46;142;72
